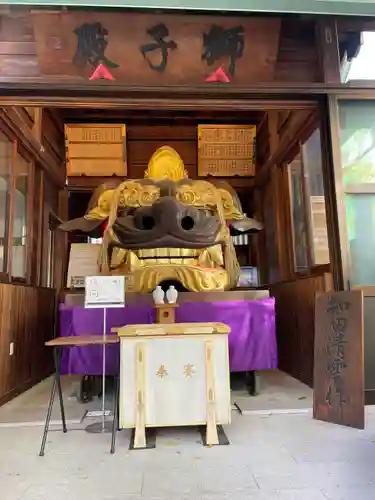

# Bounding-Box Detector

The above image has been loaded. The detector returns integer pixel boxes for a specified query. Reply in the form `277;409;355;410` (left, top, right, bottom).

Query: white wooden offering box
114;322;231;447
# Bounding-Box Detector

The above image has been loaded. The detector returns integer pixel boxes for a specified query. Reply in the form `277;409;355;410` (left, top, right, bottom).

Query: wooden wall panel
263;170;280;284
275;19;320;82
0;12;38;79
127;123;197;179
0;284;55;405
41;109;65;169
127;124;196;141
17;107;35;131
270;272;333;387
256;116;270;170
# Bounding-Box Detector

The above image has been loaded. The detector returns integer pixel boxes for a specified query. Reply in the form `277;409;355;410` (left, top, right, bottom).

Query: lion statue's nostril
138;215;155;230
181;216;195;231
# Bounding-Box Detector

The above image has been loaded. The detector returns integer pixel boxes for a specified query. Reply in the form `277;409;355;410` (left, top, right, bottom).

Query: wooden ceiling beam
58;108;267;124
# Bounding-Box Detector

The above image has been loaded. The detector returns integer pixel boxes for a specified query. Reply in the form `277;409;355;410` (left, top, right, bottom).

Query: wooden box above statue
198;125;256;177
65;123;127;177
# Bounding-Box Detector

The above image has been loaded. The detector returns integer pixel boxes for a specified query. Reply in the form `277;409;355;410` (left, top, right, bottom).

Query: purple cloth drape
59;299;277;374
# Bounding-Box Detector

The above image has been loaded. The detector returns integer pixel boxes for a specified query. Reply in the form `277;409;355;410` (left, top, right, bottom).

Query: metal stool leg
54;347;67;433
39;346;68;456
39;376;57;456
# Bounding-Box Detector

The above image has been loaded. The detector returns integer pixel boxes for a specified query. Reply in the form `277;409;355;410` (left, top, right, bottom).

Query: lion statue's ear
86;181;123;212
58;182;122;233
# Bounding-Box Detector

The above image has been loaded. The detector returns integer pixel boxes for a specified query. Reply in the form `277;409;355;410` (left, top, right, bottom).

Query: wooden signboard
25;12;281;86
314;290;364;429
197;125;256;177
65;124;127;177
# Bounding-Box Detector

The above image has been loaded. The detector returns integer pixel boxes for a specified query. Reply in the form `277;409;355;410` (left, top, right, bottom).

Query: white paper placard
84;275;126;309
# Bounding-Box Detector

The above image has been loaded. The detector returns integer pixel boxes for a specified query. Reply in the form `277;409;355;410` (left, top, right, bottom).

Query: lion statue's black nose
112;196;221;250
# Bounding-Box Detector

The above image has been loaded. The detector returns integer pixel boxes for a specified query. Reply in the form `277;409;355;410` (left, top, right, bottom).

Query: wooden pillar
267;111;279;156
272;165;292;281
205;341;219;445
316;19;341;84
254;188;267;285
33;108;43;143
134;342;146;449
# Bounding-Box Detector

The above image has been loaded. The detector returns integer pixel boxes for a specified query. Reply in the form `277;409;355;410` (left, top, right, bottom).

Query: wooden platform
62;289;270;307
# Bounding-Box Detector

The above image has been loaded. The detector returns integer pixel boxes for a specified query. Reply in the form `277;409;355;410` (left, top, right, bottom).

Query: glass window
288;130;330;271
302;129;330;265
339;101;375;184
11;153;29;279
0;132;12;273
345;194;375;286
289;156;309;272
338;100;375;286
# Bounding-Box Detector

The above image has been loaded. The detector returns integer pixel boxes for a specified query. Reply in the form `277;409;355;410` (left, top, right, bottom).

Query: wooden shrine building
0;0;374;430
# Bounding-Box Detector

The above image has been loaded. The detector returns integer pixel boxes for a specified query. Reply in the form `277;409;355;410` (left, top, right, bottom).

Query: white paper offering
84;275;126;309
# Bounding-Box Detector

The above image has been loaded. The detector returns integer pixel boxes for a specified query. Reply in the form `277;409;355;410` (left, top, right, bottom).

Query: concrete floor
233;370;312;414
0;376;106;426
0;370;312;426
1;373;375;500
2;410;375;500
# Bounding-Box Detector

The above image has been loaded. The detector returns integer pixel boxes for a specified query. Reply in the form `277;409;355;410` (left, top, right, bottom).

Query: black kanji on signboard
202;24;245;76
140;23;177;72
73;22;119;69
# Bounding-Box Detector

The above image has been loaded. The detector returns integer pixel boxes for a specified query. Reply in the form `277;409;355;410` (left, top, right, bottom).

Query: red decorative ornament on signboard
204;66;231;83
89;63;115;81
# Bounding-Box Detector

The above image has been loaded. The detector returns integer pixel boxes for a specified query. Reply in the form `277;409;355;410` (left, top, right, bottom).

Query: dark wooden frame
285;131;332;279
0;83;349;291
0;121;37;286
12;141;35;285
255;107;334;286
